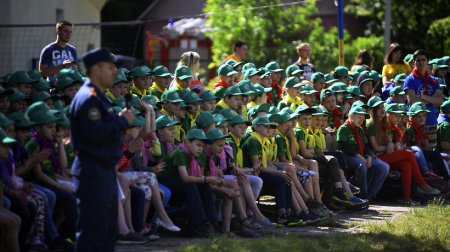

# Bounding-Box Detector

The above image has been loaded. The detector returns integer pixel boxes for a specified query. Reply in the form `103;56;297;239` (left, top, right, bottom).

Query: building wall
0;0;105;75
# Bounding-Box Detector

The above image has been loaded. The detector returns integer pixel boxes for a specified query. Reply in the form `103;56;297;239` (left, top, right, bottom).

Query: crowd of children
0;42;449;251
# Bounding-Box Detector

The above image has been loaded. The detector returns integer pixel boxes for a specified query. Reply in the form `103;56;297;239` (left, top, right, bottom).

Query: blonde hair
177;51;200;72
296;42;310;54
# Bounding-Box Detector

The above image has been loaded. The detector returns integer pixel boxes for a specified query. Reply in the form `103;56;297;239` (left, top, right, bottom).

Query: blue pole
337;0;344;65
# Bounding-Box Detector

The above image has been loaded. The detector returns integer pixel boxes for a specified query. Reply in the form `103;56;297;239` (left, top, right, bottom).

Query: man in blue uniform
70;48;134;252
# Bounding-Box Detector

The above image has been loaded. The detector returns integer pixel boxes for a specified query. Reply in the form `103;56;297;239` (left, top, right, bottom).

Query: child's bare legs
222;198;233;232
307;160;322;202
150;183;175;226
291;186;308;212
237;177;267;222
117;199;130;235
0;208;21;252
339;169;353;196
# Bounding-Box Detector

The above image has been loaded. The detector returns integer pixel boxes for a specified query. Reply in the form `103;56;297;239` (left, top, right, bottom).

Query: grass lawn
179;203;450;252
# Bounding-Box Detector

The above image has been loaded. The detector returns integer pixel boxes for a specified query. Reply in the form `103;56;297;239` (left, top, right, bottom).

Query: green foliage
204;0;320;68
346;35;385;72
428;16;450;55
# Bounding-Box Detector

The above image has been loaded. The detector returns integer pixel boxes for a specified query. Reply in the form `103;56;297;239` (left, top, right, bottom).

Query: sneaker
256;218;276;228
277;213;289;226
348;195;368;205
348;183;361;195
417;187;441;196
296;211;321;224
332;192;364;207
116;232;147;244
305;199;323;211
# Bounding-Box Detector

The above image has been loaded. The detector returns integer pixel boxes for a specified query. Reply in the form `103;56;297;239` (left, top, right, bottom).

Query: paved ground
116;202;413;252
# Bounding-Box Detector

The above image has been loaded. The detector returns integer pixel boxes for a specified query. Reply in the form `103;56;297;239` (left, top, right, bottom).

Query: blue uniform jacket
70;80;129;171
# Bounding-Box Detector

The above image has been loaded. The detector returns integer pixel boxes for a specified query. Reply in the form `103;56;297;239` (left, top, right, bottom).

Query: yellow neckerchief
276;129;292;162
251;132;267;168
151;82;166;94
230;133;243;167
298;125;315;149
311;127;326;151
264;137;278;162
187;111;199;128
130;85;147;98
247;101;257;110
175;80;185;91
241;105;248;120
160;108;169;116
105;91;116;101
216;99;229;110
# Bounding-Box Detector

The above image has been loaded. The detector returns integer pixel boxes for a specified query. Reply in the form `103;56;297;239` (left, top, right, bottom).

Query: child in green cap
437;100;450;170
199;90;218;113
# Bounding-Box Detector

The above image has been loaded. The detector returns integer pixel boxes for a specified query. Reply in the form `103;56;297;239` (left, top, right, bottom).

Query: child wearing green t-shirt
437;100;450;174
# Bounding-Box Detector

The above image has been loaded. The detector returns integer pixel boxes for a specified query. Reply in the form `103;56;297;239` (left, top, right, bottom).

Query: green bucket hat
175;66;193;80
284;77;302;88
346;86;364;98
56;76;81;91
253;83;272;96
31;91;60;103
27;102;58;125
219;108;238;120
0;128;16;144
0;86;14;97
52;109;70;126
310;72;324;81
440;99;450;112
348;106;369;118
199;90;218;101
153;65;172;77
285;64;303;76
58;69;84;82
8;112;35;128
224;86;243;97
312;106;329;116
10;90;27;102
385;103;405;114
295;104;315;115
334;66;352;80
393;73;407;83
265;61;284;73
320;89;335;102
367;96;384;108
404;54;413;63
329;82;347;93
130;65;152;77
389;86;406;96
252;115;277;128
186;128;208;141
351;100;368;109
0;113;14;128
181;90;202;104
28;70;50;91
129;116;146;127
161;90;183;103
195;111;215;129
156;115;180;130
407;102;430;116
205;128;227;140
300;84;318;95
248;103;270;118
236;80;255;95
217;64;238;76
9;71;35;85
242;62;256;73
230;114;250;125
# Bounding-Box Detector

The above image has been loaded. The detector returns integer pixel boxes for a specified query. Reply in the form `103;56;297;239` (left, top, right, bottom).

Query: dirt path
116;203;413;252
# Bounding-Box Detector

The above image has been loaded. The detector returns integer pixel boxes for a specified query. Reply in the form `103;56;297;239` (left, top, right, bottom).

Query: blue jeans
246;175;263;199
33;184;59;240
410;146;430;174
158;183;171;208
346;156;390;198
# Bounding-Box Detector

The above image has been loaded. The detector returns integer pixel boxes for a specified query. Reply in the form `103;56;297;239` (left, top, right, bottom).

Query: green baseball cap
243;68;260;79
0;113;13;128
181;90;202;104
224;86;243;97
195;111;215;129
268;106;280;115
393;73;407;83
397;104;408;114
367;96;384;108
324;74;339;84
334;66;352;80
242;62;256;73
369;70;381;81
130;65;152;77
353;65;368;74
407;102;430;116
10;90;27;102
58;69;84;82
56;76;81;91
9;71;36;85
161;90;183;103
230;114;250;125
0;128;16;144
205;128;227;140
113;97;126;108
225;59;245;69
31;91;60;103
129;116;146;127
346;86;364;97
295;103;315;115
219;108;239;120
434;58;449;69
175;66;193;80
330;82;347;93
300;84;318;94
142;95;159;107
186;128;208;141
259;67;271;78
213;114;228;126
348;106;369;118
351;100;368;109
269;110;297;124
312;106;329;116
311;72;325;81
252;115;277;128
440;99;450;112
213;87;226;99
156;115;180;130
356;71;374;87
404;54;413;63
153;65;171;77
385;103;405;114
248;103;270;118
28;70;50;91
8;112;35;128
253;83;272;96
265;61;283;73
217;64;238;76
320;89;335;102
114;71;128;85
389;86;406;96
199;90;218;101
27;102;58;125
236;80;255;95
285;64;303;76
284;77;302;88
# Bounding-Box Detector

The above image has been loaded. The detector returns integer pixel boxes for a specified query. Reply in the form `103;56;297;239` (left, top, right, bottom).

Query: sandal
240;217;263;229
